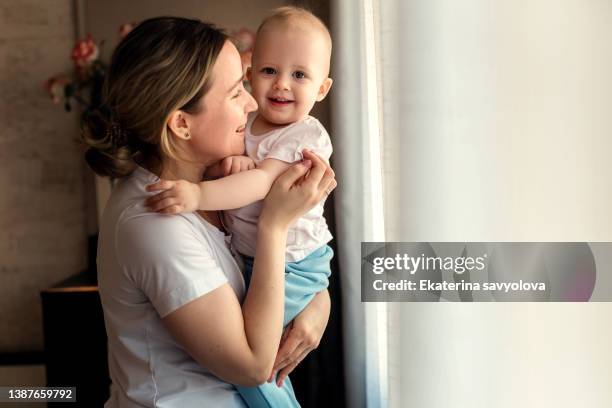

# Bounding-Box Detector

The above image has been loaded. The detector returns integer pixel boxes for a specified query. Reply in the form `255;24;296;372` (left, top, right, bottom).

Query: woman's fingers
300;150;327;185
274;340;310;373
279;322;293;345
301;150;336;200
261;151;334;228
275;160;312;190
318;168;337;196
326;178;338;194
269;340;308;383
271;333;302;373
276;347;311;386
271;318;321;375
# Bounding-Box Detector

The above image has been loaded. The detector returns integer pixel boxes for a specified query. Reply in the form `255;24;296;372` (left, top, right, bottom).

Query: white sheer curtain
333;0;612;406
331;0;387;407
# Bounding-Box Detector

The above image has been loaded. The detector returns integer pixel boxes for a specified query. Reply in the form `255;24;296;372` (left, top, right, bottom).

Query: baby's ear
245;66;253;83
316;77;333;102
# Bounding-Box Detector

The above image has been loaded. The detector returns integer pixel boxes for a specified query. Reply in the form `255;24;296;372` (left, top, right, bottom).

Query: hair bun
81;107;136;178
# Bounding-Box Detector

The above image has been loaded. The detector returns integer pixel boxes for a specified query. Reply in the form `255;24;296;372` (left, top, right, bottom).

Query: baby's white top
98;166;247;408
225;114;333;262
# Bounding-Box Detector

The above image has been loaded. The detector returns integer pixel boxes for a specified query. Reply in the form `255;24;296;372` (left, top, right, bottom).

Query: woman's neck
160;159;206;183
137;154;206;183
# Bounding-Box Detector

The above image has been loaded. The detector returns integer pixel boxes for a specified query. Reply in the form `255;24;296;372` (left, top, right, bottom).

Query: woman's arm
162;219;289;386
161;152;336;386
269;289;331;385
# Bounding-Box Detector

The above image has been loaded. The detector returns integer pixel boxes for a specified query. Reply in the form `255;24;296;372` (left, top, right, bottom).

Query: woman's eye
232;89;242;99
293;71;306;79
262;67;276;75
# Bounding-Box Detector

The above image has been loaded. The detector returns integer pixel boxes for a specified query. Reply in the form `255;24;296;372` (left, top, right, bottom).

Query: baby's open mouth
268;97;294;105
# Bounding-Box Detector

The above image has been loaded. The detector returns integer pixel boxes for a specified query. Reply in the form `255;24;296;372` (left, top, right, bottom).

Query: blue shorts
236;245;333;408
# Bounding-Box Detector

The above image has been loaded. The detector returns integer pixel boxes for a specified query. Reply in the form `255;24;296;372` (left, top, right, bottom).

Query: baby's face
249;25;331;126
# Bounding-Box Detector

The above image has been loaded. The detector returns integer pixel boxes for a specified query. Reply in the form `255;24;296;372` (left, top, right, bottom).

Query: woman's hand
260;149;336;231
268;289;331;387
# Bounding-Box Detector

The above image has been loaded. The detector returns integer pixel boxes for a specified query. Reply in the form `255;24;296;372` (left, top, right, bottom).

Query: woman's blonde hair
82;17;228;178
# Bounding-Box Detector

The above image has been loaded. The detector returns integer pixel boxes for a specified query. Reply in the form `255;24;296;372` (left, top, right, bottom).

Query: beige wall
0;0;88;353
83;0;289;64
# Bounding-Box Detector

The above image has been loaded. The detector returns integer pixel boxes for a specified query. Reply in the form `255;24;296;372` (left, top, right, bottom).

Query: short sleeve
262;118;333;164
116;215;228;317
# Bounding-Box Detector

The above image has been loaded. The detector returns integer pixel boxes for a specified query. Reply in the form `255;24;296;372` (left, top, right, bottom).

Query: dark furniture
40;270;110;407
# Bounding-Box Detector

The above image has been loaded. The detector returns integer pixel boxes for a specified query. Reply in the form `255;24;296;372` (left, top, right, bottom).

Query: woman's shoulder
109;184;200;248
116;211;210;262
105;167;227;264
110;167;204;237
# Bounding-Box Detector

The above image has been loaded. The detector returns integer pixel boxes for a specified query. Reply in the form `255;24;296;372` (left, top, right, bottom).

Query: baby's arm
146;158;293;213
204;155;256;179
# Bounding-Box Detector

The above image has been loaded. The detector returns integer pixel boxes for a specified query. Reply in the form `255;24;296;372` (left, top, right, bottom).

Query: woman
83;17;336;407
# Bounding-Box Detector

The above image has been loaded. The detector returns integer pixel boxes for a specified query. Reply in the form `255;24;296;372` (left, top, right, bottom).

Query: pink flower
44;75;69;103
71;35;99;69
118;23;136;39
232;28;256;53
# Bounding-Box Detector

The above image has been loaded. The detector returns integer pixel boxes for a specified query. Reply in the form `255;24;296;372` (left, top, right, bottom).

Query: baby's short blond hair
257;6;332;59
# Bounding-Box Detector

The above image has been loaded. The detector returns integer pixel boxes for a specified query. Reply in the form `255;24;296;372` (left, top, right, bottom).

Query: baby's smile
268;96;295;106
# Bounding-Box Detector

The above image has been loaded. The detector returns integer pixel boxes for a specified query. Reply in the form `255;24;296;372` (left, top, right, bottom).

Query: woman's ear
316;77;333;102
166;110;191;140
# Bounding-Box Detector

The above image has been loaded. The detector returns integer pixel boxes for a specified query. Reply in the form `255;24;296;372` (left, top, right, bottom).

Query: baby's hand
145;179;201;214
220;155;256;176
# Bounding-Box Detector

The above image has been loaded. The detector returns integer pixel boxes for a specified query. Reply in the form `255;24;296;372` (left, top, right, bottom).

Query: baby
147;7;333;408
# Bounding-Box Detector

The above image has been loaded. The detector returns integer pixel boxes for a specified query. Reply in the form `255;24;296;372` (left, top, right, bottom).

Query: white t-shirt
97;166;247;408
225;115;333;262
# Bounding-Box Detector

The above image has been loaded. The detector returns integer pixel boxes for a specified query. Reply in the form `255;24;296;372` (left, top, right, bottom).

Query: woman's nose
245;91;258;113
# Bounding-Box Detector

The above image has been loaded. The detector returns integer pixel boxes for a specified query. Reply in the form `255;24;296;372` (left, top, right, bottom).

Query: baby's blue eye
261;67;276;75
293;71;306;79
